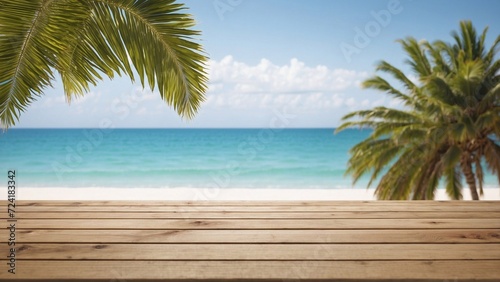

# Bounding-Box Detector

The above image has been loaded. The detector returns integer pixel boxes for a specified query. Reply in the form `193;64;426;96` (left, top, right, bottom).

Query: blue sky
15;0;500;128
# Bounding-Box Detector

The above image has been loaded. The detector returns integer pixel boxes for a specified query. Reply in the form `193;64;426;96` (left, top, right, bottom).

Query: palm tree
336;21;500;200
0;0;208;128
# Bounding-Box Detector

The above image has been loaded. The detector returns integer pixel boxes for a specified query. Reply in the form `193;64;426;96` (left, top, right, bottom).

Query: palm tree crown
336;21;500;200
0;0;208;128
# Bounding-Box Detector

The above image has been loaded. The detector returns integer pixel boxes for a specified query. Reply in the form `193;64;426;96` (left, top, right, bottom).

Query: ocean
0;128;497;189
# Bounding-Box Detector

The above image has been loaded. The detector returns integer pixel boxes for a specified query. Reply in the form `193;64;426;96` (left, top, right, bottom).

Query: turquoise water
0;128;497;189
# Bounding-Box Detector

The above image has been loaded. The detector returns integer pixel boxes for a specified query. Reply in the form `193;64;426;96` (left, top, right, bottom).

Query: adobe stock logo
340;0;404;63
213;0;243;20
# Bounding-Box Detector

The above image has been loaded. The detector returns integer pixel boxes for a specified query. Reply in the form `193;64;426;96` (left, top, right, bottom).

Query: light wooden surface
1;200;499;281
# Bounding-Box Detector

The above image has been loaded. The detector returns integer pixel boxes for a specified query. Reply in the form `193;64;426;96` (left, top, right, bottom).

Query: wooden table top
1;200;499;281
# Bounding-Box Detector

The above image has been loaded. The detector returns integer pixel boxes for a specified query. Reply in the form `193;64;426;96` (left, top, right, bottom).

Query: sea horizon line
4;127;369;130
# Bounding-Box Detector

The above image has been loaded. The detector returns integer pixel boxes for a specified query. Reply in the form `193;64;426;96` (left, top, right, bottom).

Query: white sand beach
3;187;500;201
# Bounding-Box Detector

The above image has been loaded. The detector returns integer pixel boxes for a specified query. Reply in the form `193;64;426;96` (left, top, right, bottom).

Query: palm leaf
362;76;415;105
0;0;208;128
339;20;500;200
376;61;417;91
397;37;432;77
484;140;500;184
0;0;60;126
444;166;463;200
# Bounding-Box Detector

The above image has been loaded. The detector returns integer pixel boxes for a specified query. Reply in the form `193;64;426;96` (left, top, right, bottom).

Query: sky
14;0;500;128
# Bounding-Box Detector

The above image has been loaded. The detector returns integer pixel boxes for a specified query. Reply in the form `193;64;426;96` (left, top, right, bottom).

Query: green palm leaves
0;0;208;128
337;21;500;200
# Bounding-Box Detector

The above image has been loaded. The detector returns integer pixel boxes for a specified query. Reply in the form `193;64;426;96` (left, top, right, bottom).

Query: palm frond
452;59;485;102
362;76;415;105
397;37;432;77
376;148;425;200
0;0;61;126
61;0;208;118
444;166;463;200
340;20;500;200
375;61;417;91
425;75;465;107
424;41;451;74
484;140;500;184
412;153;442;200
484;35;500;66
0;0;208;128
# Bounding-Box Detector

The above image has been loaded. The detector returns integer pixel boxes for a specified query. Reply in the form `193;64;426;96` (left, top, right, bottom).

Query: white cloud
136;107;147;115
72;91;101;105
208;56;365;94
37;94;66;108
206;56;370;111
345;97;356;107
134;88;157;101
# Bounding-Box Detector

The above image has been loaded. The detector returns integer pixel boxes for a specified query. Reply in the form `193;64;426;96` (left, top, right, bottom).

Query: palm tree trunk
460;158;480;200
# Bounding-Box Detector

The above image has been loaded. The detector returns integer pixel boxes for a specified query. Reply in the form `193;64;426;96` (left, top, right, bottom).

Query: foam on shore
3;187;499;201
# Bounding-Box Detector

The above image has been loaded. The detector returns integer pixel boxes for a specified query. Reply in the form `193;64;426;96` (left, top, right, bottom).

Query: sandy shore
3;187;499;201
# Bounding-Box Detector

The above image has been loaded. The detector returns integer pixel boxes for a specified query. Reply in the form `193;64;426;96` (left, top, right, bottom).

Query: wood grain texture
1;200;499;281
5;211;500;219
7;200;500;206
15;204;500;212
4;229;500;243
13;218;500;229
4;243;500;260
1;261;500;280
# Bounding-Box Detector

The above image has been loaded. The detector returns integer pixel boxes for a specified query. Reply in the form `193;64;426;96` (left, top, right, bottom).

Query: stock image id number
8;170;16;211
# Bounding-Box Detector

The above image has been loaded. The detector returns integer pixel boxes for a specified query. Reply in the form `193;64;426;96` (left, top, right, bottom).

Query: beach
5;187;500;201
2;129;500;201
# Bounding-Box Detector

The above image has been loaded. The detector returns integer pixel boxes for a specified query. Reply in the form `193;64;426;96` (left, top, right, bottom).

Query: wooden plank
13;218;500;229
6;229;500;243
8;200;500;206
7;211;500;219
1;260;499;280
4;243;499;260
1;200;499;281
15;204;500;212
